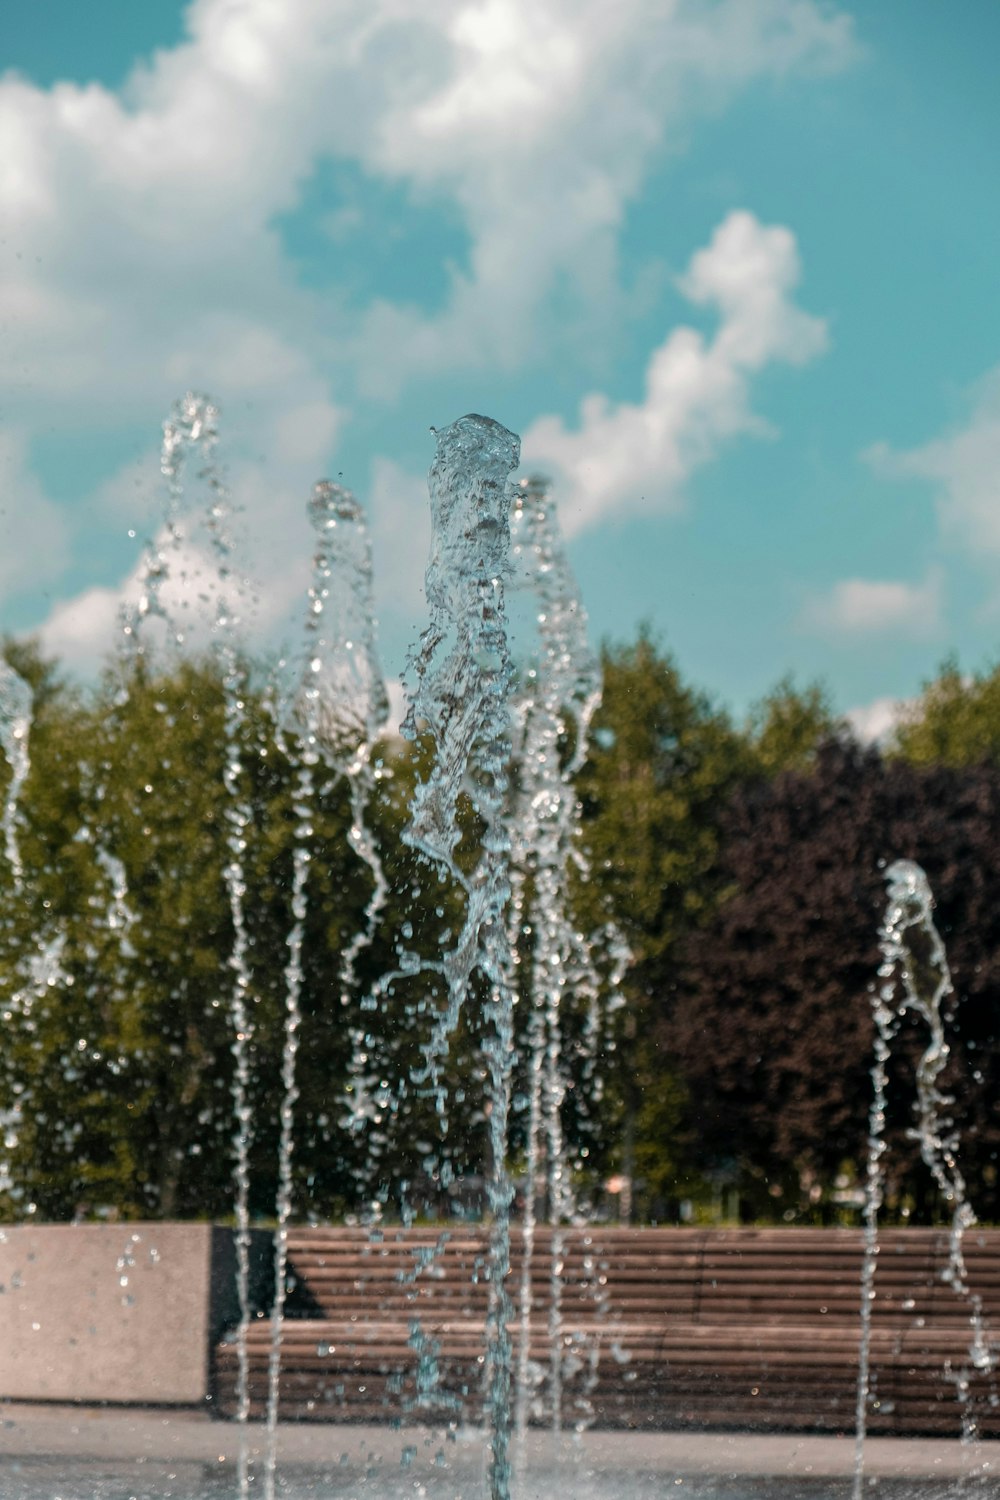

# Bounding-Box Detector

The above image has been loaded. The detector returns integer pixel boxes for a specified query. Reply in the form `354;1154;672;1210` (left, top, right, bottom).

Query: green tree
0;641;499;1223
0;648;394;1219
0;627;856;1227
895;657;1000;766
574;632;750;1213
573;643;842;1216
745;674;840;776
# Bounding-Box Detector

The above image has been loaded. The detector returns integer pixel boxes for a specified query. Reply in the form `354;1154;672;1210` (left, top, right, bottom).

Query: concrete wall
0;1223;272;1405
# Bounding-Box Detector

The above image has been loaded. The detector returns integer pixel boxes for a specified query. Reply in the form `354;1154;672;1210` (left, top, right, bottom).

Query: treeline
2;634;1000;1226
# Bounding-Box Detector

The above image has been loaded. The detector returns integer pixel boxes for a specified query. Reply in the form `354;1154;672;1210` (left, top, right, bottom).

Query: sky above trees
2;1;999;731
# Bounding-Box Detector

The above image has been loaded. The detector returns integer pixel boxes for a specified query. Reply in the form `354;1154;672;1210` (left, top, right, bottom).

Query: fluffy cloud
866;367;1000;559
521;211;828;536
799;570;941;638
39;584;124;674
40;521;306;673
846;695;911;746
356;0;855;387
0;0;856;413
2;0;855;665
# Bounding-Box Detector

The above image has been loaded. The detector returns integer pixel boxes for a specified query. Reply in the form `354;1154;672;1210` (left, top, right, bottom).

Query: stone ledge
0;1223;271;1404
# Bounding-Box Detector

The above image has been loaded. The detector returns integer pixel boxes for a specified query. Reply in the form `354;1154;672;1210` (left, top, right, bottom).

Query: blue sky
2;1;999;736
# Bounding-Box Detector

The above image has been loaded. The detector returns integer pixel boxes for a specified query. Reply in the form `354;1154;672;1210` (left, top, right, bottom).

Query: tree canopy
668;740;1000;1221
895;658;1000;766
1;631;997;1229
573;636;841;1210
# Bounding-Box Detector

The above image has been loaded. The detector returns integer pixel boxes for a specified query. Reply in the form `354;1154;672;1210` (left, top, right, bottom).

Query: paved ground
0;1404;995;1483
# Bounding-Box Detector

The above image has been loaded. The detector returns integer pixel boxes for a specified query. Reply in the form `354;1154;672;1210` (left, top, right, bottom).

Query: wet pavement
0;1407;995;1500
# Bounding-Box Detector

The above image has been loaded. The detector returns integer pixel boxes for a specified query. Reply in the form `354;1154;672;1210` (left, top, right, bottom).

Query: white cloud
39;585;124;673
866;367;1000;559
0;0;854;416
37;457;315;674
520;211;828;536
800;570;941;638
846;695;912;746
356;0;855;387
271;400;344;469
0;0;855;666
37;534;234;673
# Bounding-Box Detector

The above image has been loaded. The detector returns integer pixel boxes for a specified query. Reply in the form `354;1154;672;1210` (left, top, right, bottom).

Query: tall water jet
261;697;308;1500
0;661;33;1192
119;391;211;665
201;406;256;1500
508;475;602;1438
264;481;388;1499
0;663;32;890
854;858;992;1498
92;845;137;953
853;896;896;1499
401;415;520;1500
152;394;256;1496
0;662;68;1170
289;483;391;1179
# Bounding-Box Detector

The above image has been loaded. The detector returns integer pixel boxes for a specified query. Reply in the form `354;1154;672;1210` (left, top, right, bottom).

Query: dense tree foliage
894;658;1000;766
668;741;1000;1221
0;646;492;1221
573;636;838;1211
3;630;998;1230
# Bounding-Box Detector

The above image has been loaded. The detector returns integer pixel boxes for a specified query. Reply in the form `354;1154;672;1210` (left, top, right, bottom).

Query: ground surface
0;1405;996;1498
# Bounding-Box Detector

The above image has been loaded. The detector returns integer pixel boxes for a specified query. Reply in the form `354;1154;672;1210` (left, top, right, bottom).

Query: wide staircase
213;1225;1000;1434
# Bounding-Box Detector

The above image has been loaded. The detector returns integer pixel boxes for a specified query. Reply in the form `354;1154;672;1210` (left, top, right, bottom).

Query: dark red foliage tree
665;740;1000;1221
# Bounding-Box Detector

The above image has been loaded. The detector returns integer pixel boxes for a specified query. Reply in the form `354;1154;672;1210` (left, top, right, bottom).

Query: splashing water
402;417;519;1068
203;414;255;1500
93;847;137;953
263;482;388;1500
120;392;216;661
2;923;69;1204
9;395;998;1495
0;663;32;889
511;476;602;753
508;475;603;1440
400;415;521;1500
0;665;60;1201
286;485;390;1172
293;482;390;759
154;394;256;1497
854;859;992;1498
853;904;897;1498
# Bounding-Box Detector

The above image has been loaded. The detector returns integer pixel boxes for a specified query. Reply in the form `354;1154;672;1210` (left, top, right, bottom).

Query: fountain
507;475;623;1442
264;479;390;1500
854;862;994;1497
0;397;997;1500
